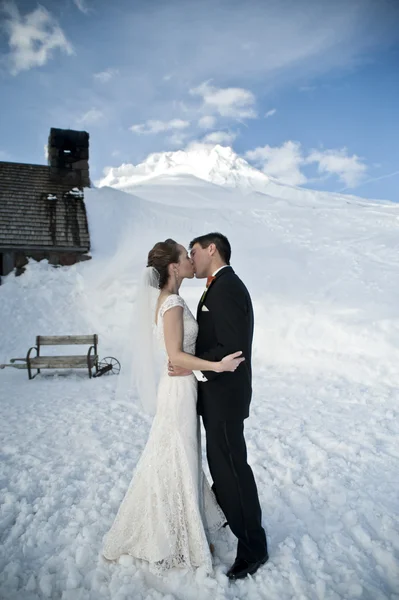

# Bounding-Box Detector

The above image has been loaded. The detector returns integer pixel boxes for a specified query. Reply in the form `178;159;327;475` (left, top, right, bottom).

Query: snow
1;147;399;599
97;144;271;192
97;144;389;208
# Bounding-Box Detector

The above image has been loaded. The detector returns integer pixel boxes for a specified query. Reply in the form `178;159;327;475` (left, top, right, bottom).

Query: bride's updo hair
147;239;180;289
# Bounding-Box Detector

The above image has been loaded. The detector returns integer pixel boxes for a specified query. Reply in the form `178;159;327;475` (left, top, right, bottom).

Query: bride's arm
163;306;243;373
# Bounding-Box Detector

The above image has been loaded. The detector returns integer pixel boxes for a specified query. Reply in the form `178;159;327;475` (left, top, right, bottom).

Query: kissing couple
102;232;268;580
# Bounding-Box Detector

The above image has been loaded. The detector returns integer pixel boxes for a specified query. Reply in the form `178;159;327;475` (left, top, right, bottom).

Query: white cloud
0;150;10;160
73;0;90;15
198;115;217;130
246;141;307;186
2;3;73;75
265;109;277;118
168;132;189;147
130;119;190;135
77;108;104;125
307;148;367;187
190;82;257;119
94;68;119;83
246;141;369;188
202;131;237;145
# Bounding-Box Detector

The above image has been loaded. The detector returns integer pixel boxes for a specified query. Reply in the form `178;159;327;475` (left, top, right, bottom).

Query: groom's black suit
196;266;267;563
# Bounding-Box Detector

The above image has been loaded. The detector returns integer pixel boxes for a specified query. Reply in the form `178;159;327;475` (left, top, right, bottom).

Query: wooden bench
26;335;99;380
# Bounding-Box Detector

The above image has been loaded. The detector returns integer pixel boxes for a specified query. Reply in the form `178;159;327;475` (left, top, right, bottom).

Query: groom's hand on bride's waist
168;360;193;377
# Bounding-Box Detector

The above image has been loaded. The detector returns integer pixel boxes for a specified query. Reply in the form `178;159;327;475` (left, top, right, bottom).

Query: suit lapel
197;266;233;317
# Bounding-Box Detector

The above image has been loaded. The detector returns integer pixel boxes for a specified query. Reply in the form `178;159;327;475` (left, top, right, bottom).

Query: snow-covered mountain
98;144;271;191
98;143;389;209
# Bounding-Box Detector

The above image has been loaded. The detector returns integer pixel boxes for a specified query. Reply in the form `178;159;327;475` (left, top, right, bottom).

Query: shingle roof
0;161;90;250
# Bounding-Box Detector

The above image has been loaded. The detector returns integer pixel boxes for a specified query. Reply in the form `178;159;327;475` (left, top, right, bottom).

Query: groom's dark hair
189;232;231;265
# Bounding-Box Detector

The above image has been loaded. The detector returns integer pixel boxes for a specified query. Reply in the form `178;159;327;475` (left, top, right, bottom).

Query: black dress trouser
202;416;267;562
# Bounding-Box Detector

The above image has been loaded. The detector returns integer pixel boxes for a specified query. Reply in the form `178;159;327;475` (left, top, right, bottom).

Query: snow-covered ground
1;146;399;599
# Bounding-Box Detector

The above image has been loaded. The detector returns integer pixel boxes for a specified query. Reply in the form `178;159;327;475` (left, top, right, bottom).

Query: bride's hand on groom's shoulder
168;360;193;377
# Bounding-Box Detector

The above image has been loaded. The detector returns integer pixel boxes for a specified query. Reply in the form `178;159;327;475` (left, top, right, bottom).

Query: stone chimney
48;128;90;188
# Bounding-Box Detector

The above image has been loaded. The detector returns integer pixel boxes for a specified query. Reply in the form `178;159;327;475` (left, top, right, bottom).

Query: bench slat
37;335;97;346
30;355;97;368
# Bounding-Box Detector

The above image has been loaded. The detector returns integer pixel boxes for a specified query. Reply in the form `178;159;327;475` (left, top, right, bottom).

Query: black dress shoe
226;553;269;580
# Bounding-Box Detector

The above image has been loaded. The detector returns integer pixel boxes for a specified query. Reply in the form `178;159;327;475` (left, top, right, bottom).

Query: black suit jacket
196;266;254;421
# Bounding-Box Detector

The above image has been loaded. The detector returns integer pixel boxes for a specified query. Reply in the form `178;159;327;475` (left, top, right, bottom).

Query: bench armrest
27;346;39;361
26;345;39;380
87;345;98;377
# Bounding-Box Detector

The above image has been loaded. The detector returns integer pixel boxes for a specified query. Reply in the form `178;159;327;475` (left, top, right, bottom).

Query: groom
170;232;268;580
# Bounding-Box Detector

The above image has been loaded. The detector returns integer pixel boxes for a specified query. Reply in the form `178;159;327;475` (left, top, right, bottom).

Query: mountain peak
98;144;270;191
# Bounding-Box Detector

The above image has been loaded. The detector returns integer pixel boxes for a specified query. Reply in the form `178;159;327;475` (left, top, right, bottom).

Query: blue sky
0;0;398;201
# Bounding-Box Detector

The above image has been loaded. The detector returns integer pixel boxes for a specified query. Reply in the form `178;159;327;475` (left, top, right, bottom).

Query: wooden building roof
0;161;90;251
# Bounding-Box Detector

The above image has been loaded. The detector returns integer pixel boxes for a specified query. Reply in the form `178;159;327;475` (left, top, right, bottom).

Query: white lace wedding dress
102;294;225;574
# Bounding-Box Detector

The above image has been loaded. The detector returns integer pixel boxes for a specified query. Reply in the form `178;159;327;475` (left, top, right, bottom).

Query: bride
102;239;244;574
